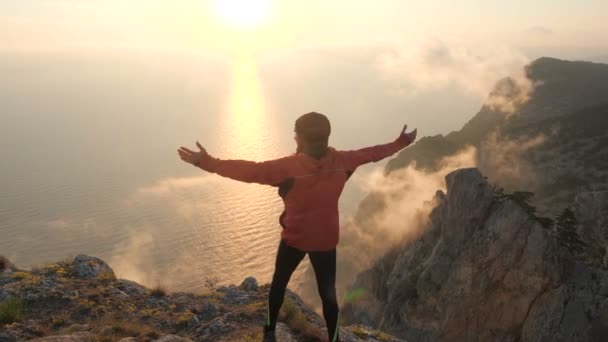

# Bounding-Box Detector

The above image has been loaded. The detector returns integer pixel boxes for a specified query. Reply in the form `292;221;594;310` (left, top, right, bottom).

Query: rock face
343;168;608;342
573;191;608;268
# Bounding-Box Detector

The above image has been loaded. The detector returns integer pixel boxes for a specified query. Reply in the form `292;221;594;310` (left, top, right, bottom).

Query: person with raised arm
178;112;417;342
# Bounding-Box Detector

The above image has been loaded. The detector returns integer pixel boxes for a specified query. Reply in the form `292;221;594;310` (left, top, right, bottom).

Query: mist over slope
338;57;608;341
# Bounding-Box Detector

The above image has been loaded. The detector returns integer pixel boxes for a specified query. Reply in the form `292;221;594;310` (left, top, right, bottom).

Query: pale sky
1;0;607;58
1;0;607;138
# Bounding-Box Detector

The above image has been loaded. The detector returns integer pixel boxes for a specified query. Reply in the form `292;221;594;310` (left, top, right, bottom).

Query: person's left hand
178;141;209;166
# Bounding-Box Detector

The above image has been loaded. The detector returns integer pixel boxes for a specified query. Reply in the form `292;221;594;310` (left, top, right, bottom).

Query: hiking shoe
262;329;276;342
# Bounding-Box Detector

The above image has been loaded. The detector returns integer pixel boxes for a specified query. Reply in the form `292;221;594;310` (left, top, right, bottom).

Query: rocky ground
0;254;403;342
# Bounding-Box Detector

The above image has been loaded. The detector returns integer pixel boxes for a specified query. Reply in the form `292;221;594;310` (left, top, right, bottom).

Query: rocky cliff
0;255;403;342
342;168;608;341
383;57;608;216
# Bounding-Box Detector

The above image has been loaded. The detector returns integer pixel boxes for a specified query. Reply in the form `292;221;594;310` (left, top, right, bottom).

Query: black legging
265;238;340;341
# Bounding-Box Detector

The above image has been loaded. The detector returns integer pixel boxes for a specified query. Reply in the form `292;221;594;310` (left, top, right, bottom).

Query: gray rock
172;292;195;311
0;334;18;342
195;317;233;337
177;311;200;330
239;276;258;292
521;262;608;341
218;286;250;304
194;302;218;322
145;296;170;309
107;288;130;299
0;320;45;340
95;326;113;336
274;322;298;342
29;332;96;341
0;289;9;301
71;255;115;280
65;324;91;332
153;335;194;342
116;279;147;296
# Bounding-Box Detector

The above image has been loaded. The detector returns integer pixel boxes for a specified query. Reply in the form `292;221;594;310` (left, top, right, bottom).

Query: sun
213;0;271;29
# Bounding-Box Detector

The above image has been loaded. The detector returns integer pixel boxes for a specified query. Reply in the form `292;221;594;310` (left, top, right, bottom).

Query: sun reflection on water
215;52;277;160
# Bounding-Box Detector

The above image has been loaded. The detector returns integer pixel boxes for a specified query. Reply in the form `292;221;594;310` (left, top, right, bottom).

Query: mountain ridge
382;56;608;214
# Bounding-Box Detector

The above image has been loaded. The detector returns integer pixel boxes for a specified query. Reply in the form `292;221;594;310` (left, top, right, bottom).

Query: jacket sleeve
338;135;412;172
196;154;292;186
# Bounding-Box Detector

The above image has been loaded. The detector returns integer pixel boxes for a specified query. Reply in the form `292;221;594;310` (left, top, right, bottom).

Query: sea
2;49;463;299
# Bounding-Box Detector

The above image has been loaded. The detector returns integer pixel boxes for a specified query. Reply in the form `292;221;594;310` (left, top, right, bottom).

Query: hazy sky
1;0;607;137
1;0;607;59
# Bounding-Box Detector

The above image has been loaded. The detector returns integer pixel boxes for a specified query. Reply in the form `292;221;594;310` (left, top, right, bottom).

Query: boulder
239;276;258;292
70;255;115;280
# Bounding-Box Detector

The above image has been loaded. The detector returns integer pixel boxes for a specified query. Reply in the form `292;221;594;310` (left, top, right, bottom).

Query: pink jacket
196;135;412;251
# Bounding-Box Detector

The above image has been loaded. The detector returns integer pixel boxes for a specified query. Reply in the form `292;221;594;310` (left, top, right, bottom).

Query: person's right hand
398;124;417;144
178;141;209;166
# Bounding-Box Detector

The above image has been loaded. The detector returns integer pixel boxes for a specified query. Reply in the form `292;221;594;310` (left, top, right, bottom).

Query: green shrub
343;287;368;304
241;331;263;342
555;207;587;257
0;297;25;324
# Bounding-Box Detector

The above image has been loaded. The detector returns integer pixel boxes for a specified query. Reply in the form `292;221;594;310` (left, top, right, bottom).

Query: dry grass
204;276;220;289
96;271;116;283
62;253;77;265
243;332;264;342
150;280;168;297
238;330;263;342
11;271;30;280
0;255;9;270
50;313;70;328
349;324;393;341
62;317;161;341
